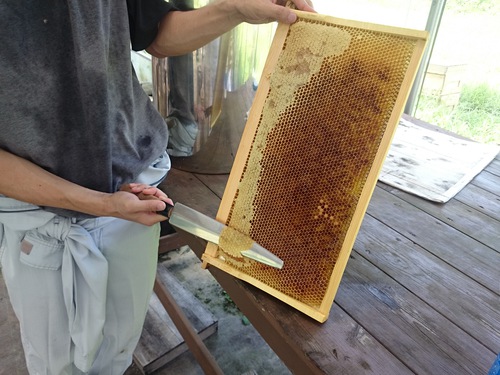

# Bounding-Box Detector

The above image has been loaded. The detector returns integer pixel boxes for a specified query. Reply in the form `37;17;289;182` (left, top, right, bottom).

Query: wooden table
158;133;500;374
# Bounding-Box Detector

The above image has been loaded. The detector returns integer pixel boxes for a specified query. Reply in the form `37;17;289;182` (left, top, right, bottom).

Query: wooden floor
0;152;498;374
161;149;500;374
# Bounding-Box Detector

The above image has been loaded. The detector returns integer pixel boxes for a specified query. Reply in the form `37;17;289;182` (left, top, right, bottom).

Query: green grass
413;0;500;145
446;0;500;14
416;83;500;145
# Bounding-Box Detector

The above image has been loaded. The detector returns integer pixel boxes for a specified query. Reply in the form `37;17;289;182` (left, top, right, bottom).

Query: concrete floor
0;246;289;375
127;247;290;375
0;270;27;375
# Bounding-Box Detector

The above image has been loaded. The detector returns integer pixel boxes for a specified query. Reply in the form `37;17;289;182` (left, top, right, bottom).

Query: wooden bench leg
153;277;224;375
158;233;187;254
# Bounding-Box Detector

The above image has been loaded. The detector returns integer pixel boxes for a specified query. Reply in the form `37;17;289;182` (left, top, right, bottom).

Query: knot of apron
36;215;72;241
35;216;109;372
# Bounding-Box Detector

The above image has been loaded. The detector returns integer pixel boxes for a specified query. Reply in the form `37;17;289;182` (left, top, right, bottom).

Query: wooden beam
153;277;223;375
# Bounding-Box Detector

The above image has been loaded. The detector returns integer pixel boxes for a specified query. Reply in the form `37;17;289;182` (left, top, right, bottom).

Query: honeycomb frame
202;11;428;322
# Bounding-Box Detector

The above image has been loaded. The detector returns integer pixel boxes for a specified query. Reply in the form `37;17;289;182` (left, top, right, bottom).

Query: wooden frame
202;10;428;322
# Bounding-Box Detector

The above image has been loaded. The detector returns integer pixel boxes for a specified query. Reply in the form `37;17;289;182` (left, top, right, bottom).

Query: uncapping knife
157;202;283;269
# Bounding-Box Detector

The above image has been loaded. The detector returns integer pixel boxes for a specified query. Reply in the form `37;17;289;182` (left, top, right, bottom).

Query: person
0;0;314;374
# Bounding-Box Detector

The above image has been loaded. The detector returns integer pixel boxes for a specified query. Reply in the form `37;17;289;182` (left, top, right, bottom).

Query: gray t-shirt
0;0;173;217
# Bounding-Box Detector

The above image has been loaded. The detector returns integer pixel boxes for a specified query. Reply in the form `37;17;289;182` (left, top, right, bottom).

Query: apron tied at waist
0;197;108;372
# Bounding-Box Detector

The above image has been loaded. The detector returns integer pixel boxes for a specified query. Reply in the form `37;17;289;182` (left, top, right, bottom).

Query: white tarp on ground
379;117;500;203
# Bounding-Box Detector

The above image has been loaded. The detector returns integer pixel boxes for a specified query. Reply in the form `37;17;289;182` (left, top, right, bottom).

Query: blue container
490;354;500;375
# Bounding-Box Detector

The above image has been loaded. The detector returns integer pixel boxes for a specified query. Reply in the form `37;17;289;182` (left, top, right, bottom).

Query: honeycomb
209;13;427;318
218;226;253;267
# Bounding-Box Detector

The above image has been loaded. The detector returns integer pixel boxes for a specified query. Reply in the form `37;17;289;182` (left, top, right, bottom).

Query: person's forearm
147;0;315;57
0;148;112;216
147;1;239;57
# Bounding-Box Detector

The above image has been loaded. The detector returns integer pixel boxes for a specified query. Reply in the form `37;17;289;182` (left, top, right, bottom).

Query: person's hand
121;183;174;205
233;0;315;25
104;183;174;226
148;0;315;57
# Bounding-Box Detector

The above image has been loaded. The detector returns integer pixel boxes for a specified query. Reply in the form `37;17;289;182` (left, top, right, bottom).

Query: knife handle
157;203;175;218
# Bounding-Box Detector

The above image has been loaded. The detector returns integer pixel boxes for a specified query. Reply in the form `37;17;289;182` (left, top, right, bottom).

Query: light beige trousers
0;152;169;375
0;201;159;375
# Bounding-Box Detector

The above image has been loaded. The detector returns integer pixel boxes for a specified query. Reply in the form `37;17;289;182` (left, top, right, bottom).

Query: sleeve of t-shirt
127;0;177;51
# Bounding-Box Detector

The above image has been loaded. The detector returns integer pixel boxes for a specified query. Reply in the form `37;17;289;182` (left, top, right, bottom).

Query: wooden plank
193;173;228;199
353;213;500;352
152;278;222;375
177;230;414;375
148;168;500;373
159;166;500;372
134;263;218;374
253;301;415;375
160;168;220;217
337;252;495;375
379;182;500;252
368;187;500;294
454;183;500;221
485;154;500;176
158;233;187;254
156;263;218;335
470;170;500;196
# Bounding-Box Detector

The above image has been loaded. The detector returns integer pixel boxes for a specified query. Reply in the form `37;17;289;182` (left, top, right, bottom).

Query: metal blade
241;242;284;269
168;203;224;245
168;203;283;269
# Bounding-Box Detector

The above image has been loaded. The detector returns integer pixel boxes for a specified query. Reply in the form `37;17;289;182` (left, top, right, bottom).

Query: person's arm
147;0;315;57
0;148;170;226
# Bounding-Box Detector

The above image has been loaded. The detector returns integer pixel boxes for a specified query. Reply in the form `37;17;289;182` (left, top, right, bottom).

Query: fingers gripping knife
158;203;284;269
